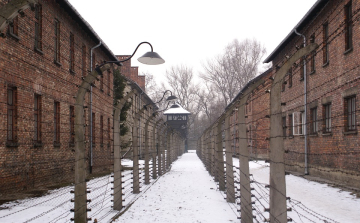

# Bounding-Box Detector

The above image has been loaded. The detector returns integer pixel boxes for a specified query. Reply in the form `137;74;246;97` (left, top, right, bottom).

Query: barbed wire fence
0;2;186;222
197;1;360;222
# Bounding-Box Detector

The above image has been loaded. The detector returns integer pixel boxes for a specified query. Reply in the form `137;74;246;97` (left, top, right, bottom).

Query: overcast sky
69;0;317;85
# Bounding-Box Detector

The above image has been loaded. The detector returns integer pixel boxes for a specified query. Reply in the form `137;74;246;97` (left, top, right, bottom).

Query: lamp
144;90;177;110
96;42;164;71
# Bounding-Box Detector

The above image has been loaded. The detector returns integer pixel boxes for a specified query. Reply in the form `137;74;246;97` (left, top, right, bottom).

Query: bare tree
143;72;157;98
196;83;223;125
200;38;266;107
164;65;201;125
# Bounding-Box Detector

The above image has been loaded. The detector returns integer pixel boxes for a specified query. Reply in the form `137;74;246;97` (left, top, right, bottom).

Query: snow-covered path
116;151;238;223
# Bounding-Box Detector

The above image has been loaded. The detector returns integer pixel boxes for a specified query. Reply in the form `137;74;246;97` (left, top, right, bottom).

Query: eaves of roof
263;0;328;63
58;0;118;61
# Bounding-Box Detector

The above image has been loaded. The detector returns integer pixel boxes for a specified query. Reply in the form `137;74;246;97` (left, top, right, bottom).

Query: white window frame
293;112;305;135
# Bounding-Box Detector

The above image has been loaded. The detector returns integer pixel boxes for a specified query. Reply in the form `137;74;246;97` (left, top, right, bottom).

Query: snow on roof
163;103;191;115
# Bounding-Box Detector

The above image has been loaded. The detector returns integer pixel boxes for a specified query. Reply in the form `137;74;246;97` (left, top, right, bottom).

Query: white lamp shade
137;52;165;65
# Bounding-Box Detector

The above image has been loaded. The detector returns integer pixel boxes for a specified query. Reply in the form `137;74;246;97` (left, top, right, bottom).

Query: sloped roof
163;103;191;115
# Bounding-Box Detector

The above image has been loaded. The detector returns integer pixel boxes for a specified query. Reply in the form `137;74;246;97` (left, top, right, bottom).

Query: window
323;104;331;133
107;70;111;95
344;1;353;51
293;111;305;135
92;113;95;144
82;44;87;77
301;111;305;135
34;94;42;143
100;115;104;145
69;33;75;72
309;34;316;73
288;68;292;88
8;16;18;37
108;117;111;144
310;107;318;134
282;116;287;137
7;87;17;143
54;19;61;63
70;106;75;144
288;114;293;136
54;101;60;144
34;4;42;50
323;23;329;64
345;96;356;131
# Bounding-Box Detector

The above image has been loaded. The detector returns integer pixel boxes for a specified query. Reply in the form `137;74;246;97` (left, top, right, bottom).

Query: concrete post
162;127;167;172
132;107;146;194
210;127;216;177
269;43;317;223
74;64;110;222
144;112;156;185
216;120;226;191
152;118;161;179
166;129;171;170
225;112;235;203
0;0;37;33
238;98;253;222
155;119;164;176
113;90;135;210
207;129;212;173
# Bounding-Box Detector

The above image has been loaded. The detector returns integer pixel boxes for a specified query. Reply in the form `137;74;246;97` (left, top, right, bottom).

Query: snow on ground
117;151;238;223
0;151;359;222
235;158;360;222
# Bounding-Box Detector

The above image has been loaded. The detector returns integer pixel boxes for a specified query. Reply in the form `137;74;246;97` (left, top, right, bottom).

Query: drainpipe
294;29;308;175
90;41;102;174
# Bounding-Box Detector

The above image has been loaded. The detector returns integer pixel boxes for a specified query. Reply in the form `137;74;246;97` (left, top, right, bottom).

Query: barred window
35;4;42;50
7;87;17;142
70;33;75;72
54;19;61;63
323;104;331;133
9;16;18;37
345;96;356;131
310;107;318;134
344;1;353;51
70;106;75;144
82;44;87;77
323;23;329;64
54;101;60;144
34;94;42;142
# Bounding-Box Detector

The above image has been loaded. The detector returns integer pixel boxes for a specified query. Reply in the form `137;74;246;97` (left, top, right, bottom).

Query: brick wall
0;0;114;192
268;0;360;186
117;55;145;91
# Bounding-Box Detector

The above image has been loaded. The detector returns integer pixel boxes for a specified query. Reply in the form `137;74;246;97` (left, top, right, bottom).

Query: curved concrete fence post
225;111;235;203
144;112;156;185
152;117;161;179
269;43;318;223
113;89;135;210
155;119;164;176
132;106;146;194
216;119;226;191
74;64;110;222
236;80;265;223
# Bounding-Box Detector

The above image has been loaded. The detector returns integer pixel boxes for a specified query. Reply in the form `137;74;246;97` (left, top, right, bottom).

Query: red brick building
117;55;145;91
0;0;118;192
263;0;359;187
